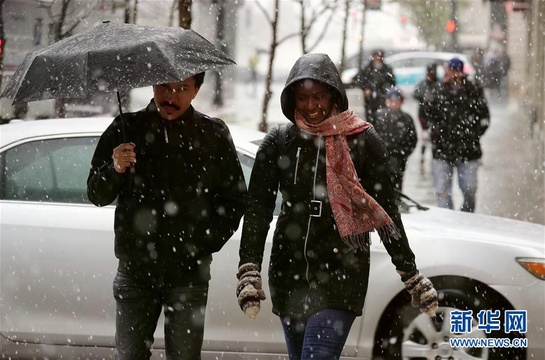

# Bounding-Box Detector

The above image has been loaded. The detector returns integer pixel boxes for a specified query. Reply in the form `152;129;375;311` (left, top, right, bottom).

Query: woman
236;53;437;360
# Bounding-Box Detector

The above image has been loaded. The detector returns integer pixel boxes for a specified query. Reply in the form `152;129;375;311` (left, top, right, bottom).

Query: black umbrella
1;22;235;139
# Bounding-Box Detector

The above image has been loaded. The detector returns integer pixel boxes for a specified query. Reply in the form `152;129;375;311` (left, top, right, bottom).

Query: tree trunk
339;0;350;74
178;0;192;29
133;0;139;24
298;0;307;54
259;0;280;133
213;0;225;106
124;0;131;23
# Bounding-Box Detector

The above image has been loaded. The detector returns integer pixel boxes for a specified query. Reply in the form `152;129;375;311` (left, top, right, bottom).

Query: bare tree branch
178;0;192;29
254;0;272;25
339;0;353;73
256;0;280;132
306;4;336;53
59;0;101;40
277;31;300;45
296;0;337;54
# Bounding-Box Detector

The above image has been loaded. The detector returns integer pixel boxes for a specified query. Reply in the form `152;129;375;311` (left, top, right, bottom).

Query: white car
1;118;544;360
342;51;475;95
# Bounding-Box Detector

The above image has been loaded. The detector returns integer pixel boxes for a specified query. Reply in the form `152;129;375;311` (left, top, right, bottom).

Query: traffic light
0;38;4;57
446;19;457;33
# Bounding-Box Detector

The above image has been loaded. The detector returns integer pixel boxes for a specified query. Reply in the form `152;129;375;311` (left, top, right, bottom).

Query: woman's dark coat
239;54;417;319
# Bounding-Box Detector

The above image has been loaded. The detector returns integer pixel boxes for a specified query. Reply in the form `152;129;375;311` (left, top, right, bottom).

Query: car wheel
372;289;526;360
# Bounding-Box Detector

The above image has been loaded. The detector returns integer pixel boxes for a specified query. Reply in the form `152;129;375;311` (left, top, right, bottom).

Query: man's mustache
160;101;181;111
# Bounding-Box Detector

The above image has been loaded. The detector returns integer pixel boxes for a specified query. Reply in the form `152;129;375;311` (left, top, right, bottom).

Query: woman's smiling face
293;79;334;124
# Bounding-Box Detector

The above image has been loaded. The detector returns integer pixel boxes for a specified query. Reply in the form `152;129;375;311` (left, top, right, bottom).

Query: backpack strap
277;122;293;156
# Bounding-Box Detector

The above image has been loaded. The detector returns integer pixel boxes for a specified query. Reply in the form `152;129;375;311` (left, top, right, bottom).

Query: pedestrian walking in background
352;49;396;123
425;58;490;213
484;47;511;99
413;63;441;173
470;47;486;91
87;73;247;360
373;87;417;192
248;50;260;96
236;53;437;360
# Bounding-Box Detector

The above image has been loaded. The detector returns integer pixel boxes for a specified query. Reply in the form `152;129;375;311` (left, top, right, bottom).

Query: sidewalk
186;82;545;225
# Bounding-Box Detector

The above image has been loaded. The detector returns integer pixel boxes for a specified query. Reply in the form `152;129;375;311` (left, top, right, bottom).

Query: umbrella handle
116;91;127;143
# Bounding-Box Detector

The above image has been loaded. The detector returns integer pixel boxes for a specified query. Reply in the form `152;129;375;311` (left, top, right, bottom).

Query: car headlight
516;257;545;280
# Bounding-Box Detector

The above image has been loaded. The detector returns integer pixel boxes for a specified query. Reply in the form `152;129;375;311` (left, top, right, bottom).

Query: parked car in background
1;118;544;359
342;51;475;94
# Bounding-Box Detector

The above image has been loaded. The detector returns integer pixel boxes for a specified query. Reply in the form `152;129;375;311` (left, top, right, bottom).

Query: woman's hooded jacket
239;53;417;319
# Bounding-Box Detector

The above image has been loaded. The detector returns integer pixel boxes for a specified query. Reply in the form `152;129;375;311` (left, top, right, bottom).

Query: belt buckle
310;200;322;217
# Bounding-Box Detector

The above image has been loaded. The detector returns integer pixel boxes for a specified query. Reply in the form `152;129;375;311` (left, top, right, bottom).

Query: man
425;58;490;212
87;73;247;360
373;87;417;192
413;63;441;170
470;47;486;91
352;49;396;122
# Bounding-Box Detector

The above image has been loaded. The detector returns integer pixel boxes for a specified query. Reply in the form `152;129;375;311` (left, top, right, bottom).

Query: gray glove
398;271;438;317
236;263;266;320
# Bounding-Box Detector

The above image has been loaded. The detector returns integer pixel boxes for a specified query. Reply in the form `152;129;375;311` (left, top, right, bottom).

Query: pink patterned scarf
294;109;400;251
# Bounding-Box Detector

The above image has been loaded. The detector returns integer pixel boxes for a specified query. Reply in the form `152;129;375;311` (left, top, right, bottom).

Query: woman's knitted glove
236;263;266;320
398;271;438;317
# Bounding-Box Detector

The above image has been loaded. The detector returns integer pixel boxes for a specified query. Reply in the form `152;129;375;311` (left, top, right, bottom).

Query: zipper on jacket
163;126;169;144
293;147;301;184
303;136;322;287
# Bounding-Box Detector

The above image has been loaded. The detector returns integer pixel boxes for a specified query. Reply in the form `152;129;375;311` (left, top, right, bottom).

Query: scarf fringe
343;223;401;252
376;223;402;245
342;232;371;253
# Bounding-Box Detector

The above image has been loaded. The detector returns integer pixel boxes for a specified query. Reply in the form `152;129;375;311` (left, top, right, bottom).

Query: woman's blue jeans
280;309;356;360
113;270;208;360
432;158;479;212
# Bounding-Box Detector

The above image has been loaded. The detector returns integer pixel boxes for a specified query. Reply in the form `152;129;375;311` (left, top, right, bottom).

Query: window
0;136;282;214
389;58;415;69
1;137;98;204
412;57;436;67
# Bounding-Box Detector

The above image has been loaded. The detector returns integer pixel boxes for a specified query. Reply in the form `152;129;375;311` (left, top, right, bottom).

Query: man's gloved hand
398;271;438;317
236;263;266;320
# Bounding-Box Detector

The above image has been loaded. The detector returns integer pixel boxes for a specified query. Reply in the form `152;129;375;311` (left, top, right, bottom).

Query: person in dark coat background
373;87;417;192
425;58;490;213
236;53;437;360
87;73;247;360
352;49;396;122
470;47;486;91
413;63;441;170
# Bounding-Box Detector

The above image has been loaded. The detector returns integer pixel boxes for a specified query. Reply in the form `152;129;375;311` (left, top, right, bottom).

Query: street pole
450;0;458;52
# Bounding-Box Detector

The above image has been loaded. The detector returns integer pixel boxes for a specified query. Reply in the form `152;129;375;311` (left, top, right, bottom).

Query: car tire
372;288;526;360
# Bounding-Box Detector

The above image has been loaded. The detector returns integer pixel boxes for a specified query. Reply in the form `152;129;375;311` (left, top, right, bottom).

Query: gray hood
280;53;349;123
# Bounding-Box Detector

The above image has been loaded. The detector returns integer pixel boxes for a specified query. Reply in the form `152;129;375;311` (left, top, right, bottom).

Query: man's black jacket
87;101;247;285
425;78;490;163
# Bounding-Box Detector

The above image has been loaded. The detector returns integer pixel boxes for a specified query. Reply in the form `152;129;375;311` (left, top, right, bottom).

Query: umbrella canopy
1;22;236;104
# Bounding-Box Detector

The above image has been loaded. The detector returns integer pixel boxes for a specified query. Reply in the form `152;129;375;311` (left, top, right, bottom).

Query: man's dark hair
194;72;205;88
